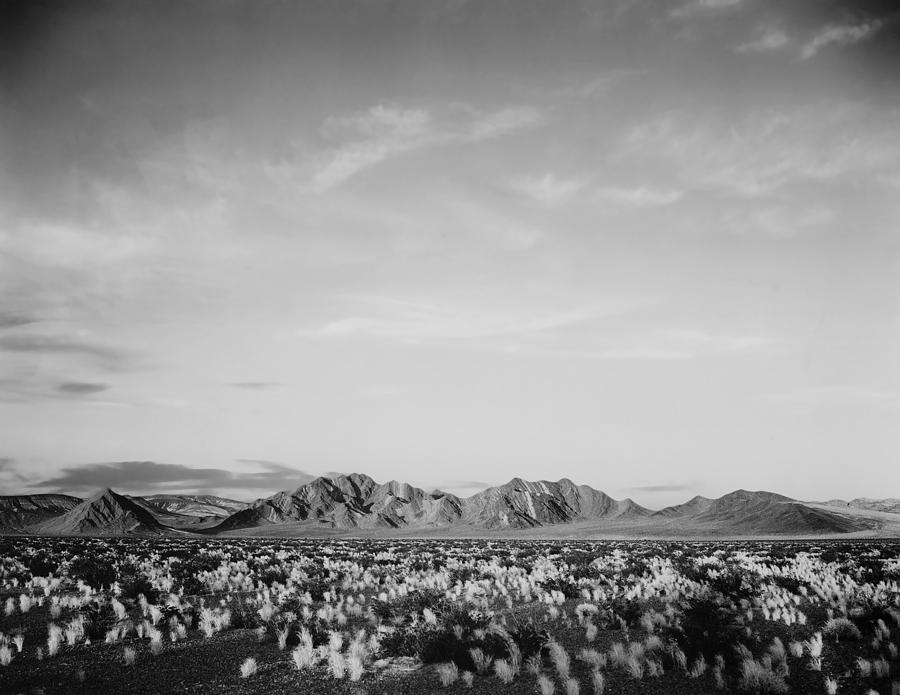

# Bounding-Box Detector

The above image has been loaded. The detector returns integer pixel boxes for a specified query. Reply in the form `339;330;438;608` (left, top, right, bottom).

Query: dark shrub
68;556;116;590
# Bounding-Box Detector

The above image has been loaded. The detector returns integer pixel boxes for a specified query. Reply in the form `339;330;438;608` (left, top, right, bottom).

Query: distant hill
214;474;464;531
2;476;896;537
0;494;82;531
461;477;650;529
30;488;168;536
142;494;248;518
657;490;877;535
822;498;900;515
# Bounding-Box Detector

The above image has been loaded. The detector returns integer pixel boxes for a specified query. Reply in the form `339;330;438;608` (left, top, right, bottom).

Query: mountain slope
822;498;900;515
30;488;168;536
657;490;877;534
462;478;650;529
142;494;248;517
0;494;82;530
215;475;649;532
214;474;464;531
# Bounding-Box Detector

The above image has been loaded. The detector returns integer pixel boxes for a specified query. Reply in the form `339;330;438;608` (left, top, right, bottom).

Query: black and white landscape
2;0;899;693
3;475;900;537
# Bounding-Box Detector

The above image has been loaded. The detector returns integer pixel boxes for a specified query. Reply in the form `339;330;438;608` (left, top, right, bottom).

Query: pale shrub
565;677;580;695
347;654;364;682
739;658;789;694
495;658;514;684
436;661;459;687
240;657;257;678
591;669;606;694
824;677;838;694
123;647;136;666
328;649;346;679
469;647;492;675
538;674;555;695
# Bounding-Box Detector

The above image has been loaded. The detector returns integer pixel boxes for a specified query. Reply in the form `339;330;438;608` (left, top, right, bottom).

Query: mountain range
1;474;896;537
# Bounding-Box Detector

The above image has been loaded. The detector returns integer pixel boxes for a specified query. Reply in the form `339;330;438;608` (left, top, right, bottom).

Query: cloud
596;186;683;207
306;301;615;343
429;480;492;497
313;103;543;191
624;483;695;493
669;329;776;353
0;313;38;329
764;387;900;406
0;333;132;368
624;107;900;199
228;382;281;390
736;28;790;54
670;0;743;20
57;382;109;395
508;174;586;206
30;460;315;497
801;21;882;60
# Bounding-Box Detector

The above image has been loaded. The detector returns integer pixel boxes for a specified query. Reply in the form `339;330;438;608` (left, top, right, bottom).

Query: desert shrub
441;605;492;632
540;577;580;599
508;618;549;659
68;556;116;590
27;553;59;578
665;598;742;664
118;563;158;603
298;577;331;602
823;617;862;641
257;566;288;587
83;601;119;640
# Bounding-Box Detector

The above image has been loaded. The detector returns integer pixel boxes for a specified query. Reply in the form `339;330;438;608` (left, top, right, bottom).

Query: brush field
1;538;899;694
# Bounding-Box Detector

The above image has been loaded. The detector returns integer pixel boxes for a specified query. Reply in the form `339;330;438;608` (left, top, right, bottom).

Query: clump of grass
469;647;493;675
240;657;257;678
548;640;571;680
538;673;555;695
437;661;459;687
347;653;364;682
328;649;346;679
823;618;861;642
824;676;838;694
0;644;12;666
565;677;580;695
495;659;515;684
123;647;136;666
590;669;606;694
738;657;789;694
461;670;474;688
578;648;605;670
689;654;707;678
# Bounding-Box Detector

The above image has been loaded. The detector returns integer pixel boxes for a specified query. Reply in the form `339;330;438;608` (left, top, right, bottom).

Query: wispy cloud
313;103;543;191
596;185;683;207
30;460;314;497
0;313;38;329
507;174;586;206
0;333;134;369
801;21;883;60
303;298;616;343
669;329;776;354
57;382;109;395
624;483;695;493
735;27;790;54
670;0;743;20
624;106;900;199
764;387;900;406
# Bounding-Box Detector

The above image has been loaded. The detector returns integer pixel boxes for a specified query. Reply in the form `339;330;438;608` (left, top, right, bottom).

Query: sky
1;0;899;506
